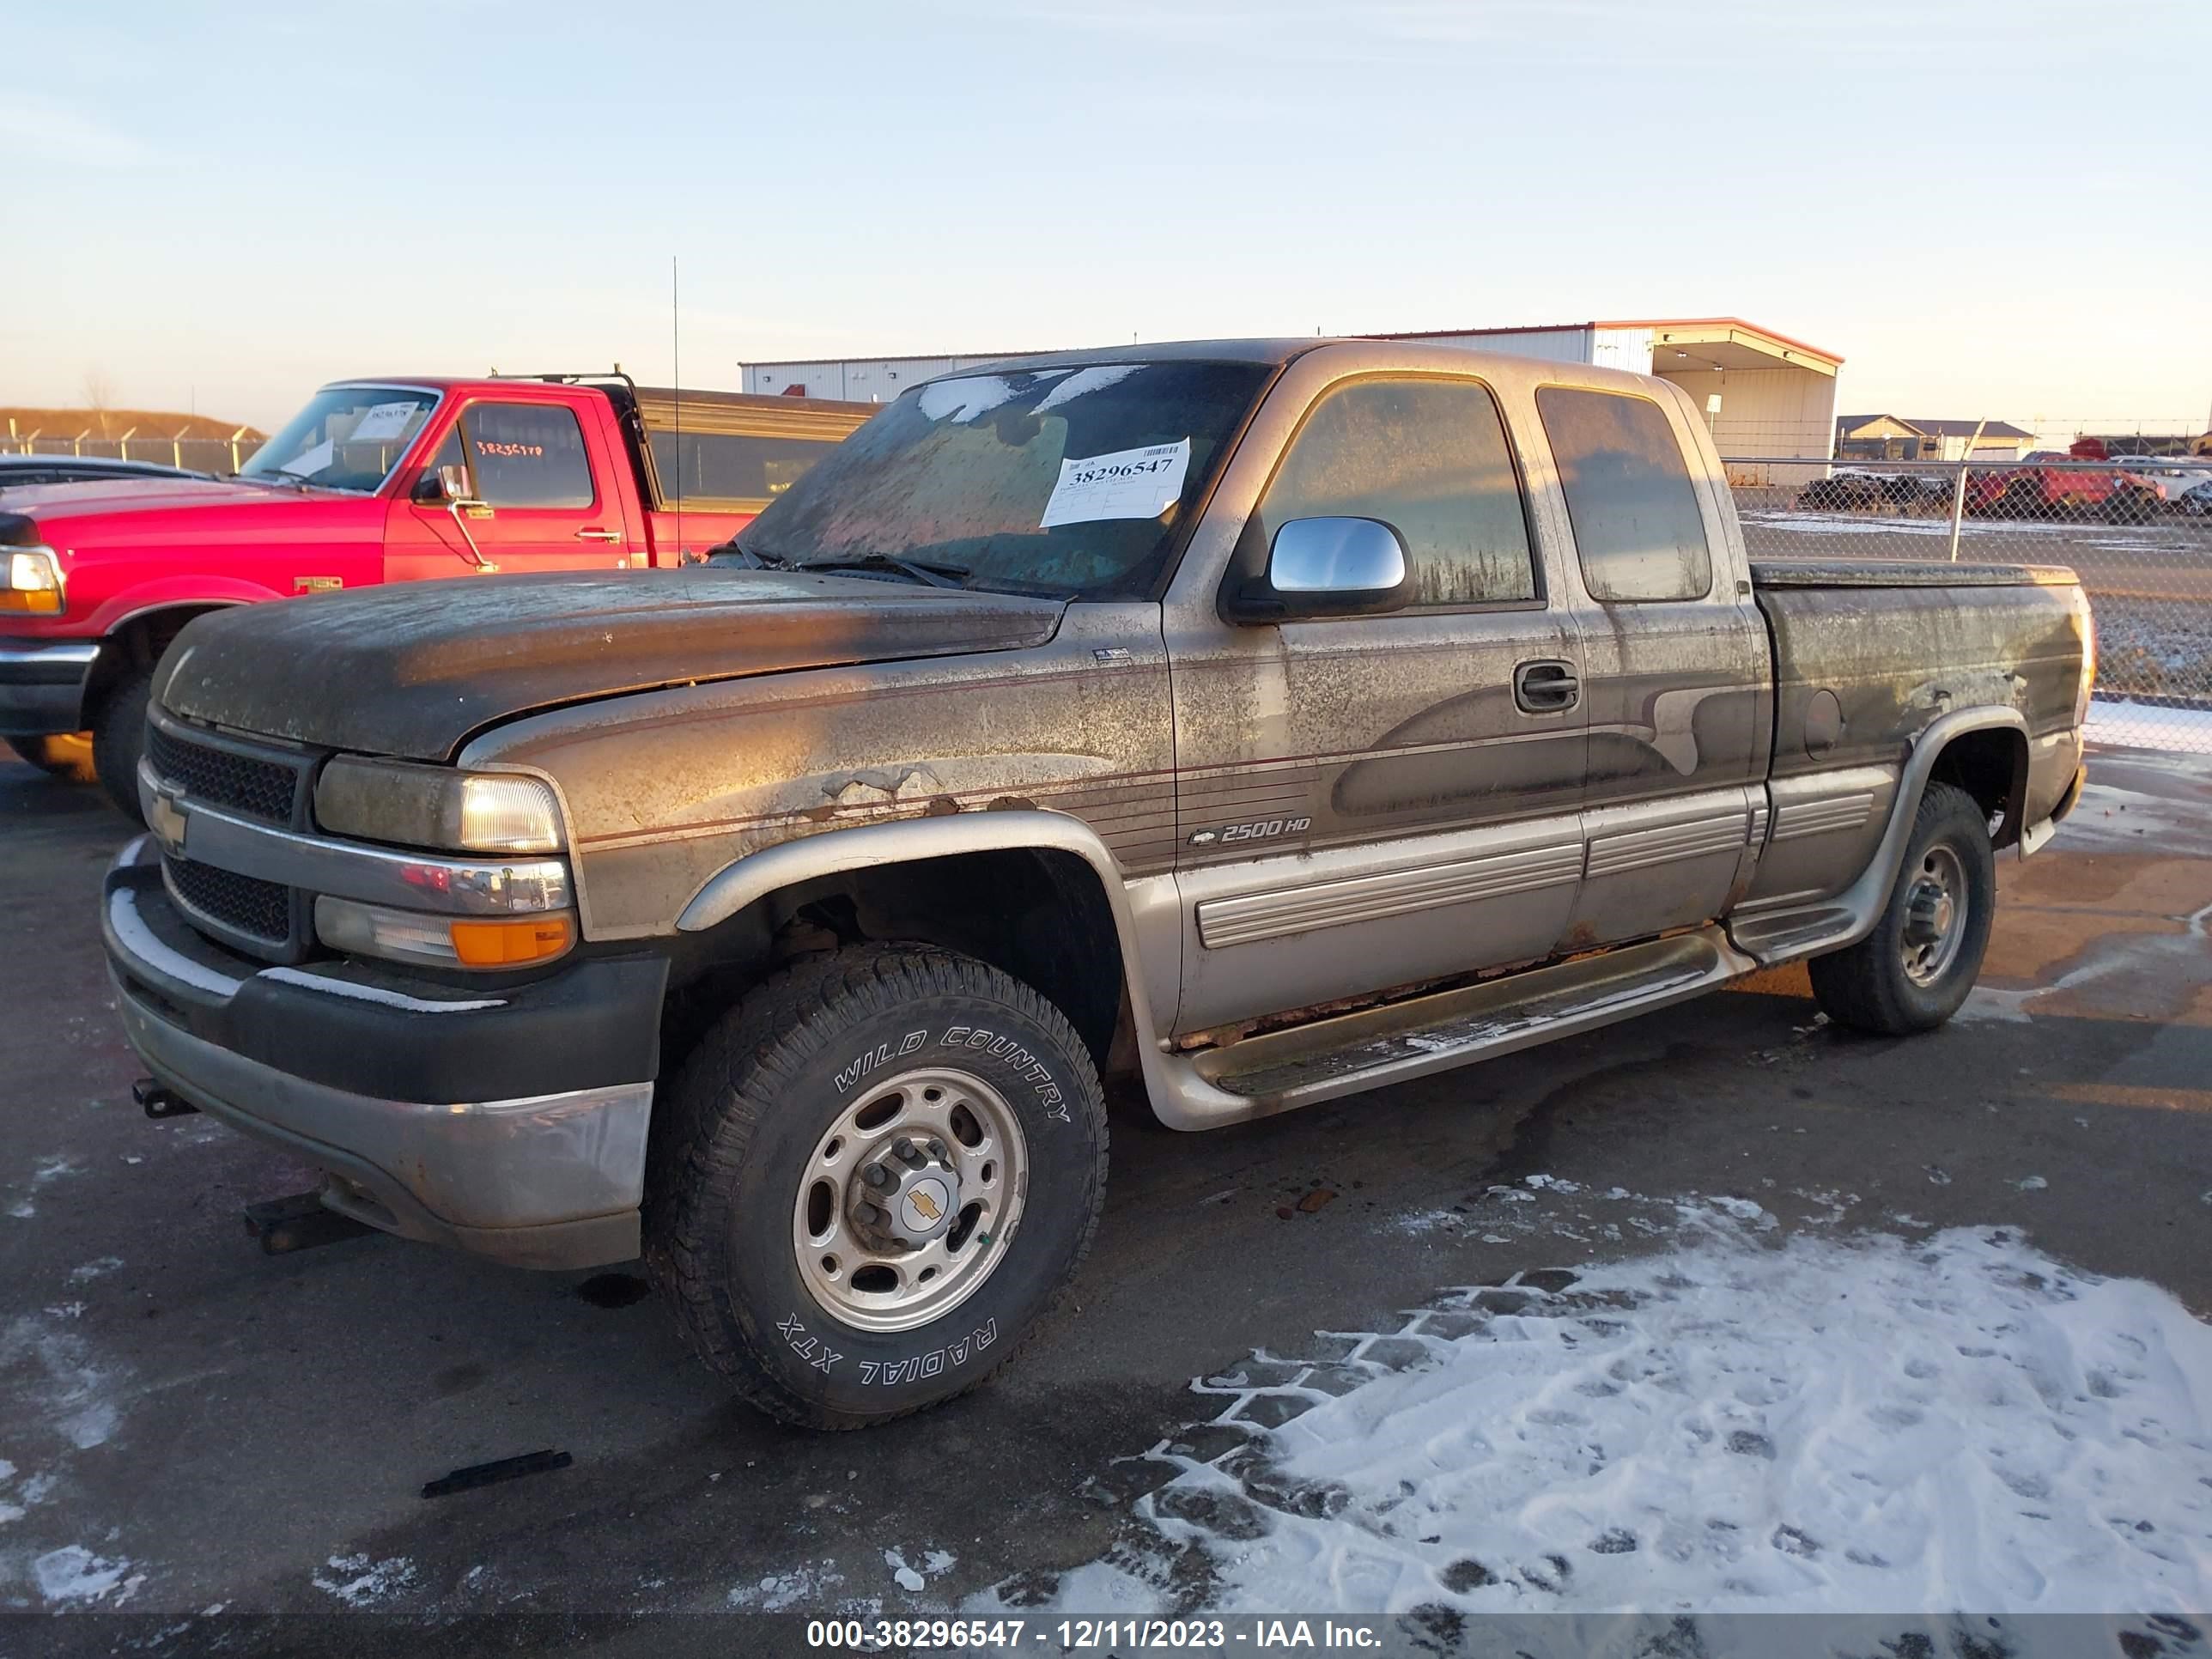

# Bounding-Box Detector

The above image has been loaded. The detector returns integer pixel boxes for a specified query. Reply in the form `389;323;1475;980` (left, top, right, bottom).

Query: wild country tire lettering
834;1028;1072;1122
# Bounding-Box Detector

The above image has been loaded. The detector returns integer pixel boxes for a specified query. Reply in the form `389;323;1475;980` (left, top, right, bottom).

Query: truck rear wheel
1808;781;1995;1036
647;943;1108;1429
91;666;154;823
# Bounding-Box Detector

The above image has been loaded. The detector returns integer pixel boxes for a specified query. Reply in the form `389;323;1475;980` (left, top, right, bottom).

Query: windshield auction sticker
1039;438;1191;527
346;401;421;444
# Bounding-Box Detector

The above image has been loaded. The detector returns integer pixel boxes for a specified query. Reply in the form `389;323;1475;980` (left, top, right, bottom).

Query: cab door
386;397;636;582
1534;382;1771;947
1166;373;1589;1036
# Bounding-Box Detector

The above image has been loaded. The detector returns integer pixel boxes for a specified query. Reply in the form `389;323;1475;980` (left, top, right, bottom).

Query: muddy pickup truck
102;339;2092;1428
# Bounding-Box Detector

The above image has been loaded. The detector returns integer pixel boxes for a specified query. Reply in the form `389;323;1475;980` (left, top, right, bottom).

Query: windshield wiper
794;554;970;590
703;540;795;570
230;469;312;489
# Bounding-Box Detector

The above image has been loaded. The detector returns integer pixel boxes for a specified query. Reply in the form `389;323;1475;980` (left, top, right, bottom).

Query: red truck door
385;392;641;580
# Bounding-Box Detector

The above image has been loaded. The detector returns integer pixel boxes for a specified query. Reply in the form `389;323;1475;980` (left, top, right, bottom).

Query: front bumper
102;837;668;1269
0;636;99;737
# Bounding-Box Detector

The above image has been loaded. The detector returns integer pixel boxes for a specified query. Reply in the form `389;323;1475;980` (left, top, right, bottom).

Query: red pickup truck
1;374;872;814
1965;447;2164;524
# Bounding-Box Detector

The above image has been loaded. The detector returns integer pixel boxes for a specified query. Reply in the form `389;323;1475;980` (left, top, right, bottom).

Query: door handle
1514;659;1580;714
574;527;623;543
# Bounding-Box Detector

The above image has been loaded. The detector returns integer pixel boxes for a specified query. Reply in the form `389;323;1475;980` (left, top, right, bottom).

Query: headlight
314;757;564;854
3;546;64;616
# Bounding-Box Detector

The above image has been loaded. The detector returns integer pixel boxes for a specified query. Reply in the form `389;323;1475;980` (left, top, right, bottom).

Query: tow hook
133;1078;198;1120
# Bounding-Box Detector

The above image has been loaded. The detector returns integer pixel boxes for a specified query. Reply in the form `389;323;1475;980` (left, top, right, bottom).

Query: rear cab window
1535;386;1712;603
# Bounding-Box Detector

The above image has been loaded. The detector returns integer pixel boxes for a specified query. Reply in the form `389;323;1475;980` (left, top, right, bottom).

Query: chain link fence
1723;453;2212;754
6;432;262;474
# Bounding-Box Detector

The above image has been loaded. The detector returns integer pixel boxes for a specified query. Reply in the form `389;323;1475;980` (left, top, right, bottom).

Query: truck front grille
145;723;301;826
164;855;293;948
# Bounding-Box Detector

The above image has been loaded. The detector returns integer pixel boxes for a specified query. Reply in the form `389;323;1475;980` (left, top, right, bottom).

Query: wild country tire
92;666;153;823
1808;781;1995;1036
647;944;1108;1430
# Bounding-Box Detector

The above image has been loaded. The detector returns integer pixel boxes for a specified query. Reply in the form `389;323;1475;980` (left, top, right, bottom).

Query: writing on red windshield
476;440;544;459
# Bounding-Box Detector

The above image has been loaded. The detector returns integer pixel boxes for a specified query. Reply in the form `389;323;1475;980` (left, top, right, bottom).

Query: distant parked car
1796;468;1949;514
0;453;211;490
1966;456;2165;523
2109;456;2212;511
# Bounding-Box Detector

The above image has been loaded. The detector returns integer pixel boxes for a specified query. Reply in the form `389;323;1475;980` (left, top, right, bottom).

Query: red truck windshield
738;361;1273;599
238;385;439;492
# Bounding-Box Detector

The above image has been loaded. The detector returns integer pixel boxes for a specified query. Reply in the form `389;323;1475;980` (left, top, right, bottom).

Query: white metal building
740;316;1844;460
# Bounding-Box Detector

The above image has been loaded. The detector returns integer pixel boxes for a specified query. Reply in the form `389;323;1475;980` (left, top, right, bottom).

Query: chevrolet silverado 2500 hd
103;339;2092;1427
2;374;871;814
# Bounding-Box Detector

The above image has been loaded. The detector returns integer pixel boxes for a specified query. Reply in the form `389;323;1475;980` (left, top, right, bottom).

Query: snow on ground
32;1544;140;1606
974;1203;2212;1638
728;1559;845;1611
2088;696;2212;753
310;1553;416;1607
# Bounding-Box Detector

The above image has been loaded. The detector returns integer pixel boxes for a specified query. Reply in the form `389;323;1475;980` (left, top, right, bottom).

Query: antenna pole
672;255;682;561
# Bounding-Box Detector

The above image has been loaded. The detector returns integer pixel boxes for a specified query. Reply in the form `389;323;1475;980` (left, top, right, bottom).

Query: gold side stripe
1198;843;1583;950
1773;793;1875;842
1585;815;1750;880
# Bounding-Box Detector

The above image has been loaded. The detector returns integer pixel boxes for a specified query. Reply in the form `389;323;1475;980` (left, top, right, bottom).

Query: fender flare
1737;705;2030;965
675;806;1176;1050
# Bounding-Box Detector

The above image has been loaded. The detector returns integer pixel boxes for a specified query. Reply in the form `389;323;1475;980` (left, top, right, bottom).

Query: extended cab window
1256;378;1536;608
462;404;595;509
1536;386;1712;603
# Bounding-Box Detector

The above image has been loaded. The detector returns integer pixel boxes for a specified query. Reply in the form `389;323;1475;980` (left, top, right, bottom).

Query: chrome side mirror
414;463;482;508
413;463;497;570
1224;516;1415;623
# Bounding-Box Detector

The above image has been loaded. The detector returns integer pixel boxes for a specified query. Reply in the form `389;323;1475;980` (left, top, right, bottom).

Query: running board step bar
1177;927;1758;1120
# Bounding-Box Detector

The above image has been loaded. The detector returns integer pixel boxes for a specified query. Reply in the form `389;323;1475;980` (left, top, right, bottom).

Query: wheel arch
670;812;1170;1082
1926;722;2030;851
1734;705;2031;967
86;599;246;712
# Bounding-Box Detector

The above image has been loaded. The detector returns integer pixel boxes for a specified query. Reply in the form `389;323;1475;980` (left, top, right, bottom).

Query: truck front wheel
647;943;1108;1429
91;666;154;823
1808;781;1996;1036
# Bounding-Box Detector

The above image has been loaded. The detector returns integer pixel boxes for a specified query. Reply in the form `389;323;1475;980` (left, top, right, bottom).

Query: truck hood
155;568;1067;761
3;478;382;555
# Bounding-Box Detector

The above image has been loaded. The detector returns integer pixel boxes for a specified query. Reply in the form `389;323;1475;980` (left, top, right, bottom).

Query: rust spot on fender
923;796;962;817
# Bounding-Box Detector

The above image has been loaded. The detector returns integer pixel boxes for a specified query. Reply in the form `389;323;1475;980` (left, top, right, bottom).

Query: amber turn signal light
448;915;575;967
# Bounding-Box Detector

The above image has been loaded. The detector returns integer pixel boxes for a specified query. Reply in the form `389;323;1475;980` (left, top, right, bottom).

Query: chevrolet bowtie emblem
147;793;190;857
908;1189;942;1223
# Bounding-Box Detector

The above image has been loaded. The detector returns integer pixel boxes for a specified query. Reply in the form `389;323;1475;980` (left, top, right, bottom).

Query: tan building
744;315;1845;462
1834;415;2034;464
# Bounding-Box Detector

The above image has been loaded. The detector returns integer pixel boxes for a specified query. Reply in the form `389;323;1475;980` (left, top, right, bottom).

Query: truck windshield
738;361;1273;599
238;386;440;492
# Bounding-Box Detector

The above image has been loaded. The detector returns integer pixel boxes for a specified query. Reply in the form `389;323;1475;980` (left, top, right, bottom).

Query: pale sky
6;1;2206;434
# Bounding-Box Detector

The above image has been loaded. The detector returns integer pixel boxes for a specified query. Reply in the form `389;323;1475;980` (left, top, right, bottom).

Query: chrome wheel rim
792;1066;1027;1334
1901;844;1968;988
